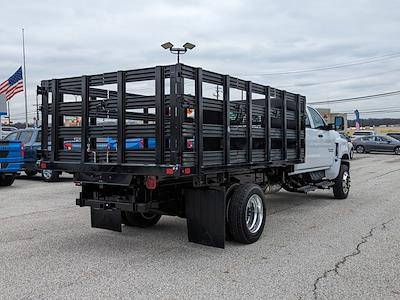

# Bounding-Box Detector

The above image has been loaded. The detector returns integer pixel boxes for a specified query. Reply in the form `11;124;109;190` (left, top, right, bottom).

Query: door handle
318;134;324;138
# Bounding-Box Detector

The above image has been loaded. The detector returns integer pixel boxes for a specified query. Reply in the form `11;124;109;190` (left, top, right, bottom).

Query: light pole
161;42;196;63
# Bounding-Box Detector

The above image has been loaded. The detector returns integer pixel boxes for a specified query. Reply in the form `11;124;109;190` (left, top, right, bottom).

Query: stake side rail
38;63;306;181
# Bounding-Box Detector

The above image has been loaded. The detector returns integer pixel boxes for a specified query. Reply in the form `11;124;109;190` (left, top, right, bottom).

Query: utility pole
22;28;28;128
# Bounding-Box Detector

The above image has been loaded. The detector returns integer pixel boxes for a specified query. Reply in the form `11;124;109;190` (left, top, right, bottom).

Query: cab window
308;107;326;129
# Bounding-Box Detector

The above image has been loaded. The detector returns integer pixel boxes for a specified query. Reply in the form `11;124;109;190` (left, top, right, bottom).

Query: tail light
140;139;144;149
186;138;194;149
145;176;157;190
64;143;72;151
21;144;25;158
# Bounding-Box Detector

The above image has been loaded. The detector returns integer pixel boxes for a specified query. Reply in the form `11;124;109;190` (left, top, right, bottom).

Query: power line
276;68;400;88
310;90;400;105
237;51;400;76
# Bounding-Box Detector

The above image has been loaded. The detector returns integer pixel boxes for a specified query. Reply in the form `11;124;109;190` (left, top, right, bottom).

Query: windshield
18;131;34;144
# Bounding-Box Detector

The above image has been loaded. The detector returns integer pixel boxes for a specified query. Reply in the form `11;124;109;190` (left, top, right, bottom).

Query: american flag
0;67;24;101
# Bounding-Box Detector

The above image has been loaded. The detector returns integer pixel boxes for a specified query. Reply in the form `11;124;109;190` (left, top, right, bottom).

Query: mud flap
91;207;122;232
185;188;225;248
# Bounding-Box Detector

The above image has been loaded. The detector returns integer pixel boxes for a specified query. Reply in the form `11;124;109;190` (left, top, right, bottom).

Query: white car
340;133;354;159
351;130;375;140
0;126;17;140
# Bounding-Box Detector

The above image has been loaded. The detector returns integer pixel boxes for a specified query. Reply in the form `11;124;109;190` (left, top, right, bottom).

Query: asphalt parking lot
1;154;399;299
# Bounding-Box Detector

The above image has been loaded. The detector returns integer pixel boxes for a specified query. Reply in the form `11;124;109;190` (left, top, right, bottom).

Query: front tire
394;146;400;155
41;169;60;182
228;184;266;244
123;212;161;228
356;145;365;154
333;164;350;199
0;174;16;186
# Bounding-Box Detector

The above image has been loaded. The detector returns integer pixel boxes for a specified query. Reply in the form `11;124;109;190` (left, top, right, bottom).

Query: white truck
39;63;350;248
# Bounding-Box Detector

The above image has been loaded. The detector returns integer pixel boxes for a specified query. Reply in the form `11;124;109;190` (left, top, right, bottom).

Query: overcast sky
1;0;400;122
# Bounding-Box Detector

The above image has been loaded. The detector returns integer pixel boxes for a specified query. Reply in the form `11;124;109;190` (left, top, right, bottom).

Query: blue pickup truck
4;128;61;181
0;140;24;186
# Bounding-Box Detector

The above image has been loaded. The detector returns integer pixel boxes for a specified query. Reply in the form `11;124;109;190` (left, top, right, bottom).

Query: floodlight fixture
183;42;196;50
161;41;196;63
161;42;174;50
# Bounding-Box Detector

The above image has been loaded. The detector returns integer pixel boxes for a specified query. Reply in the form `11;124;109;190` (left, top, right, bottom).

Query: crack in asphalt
376;169;400;178
0;206;75;221
312;218;395;300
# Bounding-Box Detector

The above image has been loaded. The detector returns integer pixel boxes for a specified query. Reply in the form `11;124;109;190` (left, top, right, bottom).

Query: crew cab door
294;107;336;171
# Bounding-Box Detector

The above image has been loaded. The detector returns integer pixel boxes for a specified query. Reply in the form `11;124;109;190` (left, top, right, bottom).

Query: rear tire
350;148;354;159
0;174;16;186
333;164;350;199
42;169;60;182
228;184;266;244
355;145;365;154
394;146;400;155
123;212;161;228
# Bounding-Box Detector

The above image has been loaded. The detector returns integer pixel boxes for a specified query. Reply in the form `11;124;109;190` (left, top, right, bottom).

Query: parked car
4;128;60;181
351;130;375;140
352;135;400;155
387;133;400;141
0;126;17;140
340;133;354;159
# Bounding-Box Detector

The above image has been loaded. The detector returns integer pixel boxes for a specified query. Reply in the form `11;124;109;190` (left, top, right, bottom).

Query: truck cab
283;106;350;198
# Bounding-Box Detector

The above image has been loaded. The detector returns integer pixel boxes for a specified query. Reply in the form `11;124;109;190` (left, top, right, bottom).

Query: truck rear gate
39;63;306;247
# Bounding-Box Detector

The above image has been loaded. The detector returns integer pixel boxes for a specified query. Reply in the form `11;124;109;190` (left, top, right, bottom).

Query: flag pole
22;28;28;128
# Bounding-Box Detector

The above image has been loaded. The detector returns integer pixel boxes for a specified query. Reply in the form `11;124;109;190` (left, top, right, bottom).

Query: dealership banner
354;109;360;130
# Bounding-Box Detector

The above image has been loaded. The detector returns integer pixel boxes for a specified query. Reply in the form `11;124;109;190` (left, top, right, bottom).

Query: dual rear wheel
227;184;266;244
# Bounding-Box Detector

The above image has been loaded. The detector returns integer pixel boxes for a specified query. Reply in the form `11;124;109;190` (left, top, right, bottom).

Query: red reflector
145;176;157;190
183;167;191;175
64;143;72;151
165;168;174;175
40;162;47;169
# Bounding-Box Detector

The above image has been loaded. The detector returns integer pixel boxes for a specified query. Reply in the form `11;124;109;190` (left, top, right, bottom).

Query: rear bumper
0;162;22;173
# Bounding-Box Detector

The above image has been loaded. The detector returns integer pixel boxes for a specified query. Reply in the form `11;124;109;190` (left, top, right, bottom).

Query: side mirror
325;123;335;131
334;116;345;131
